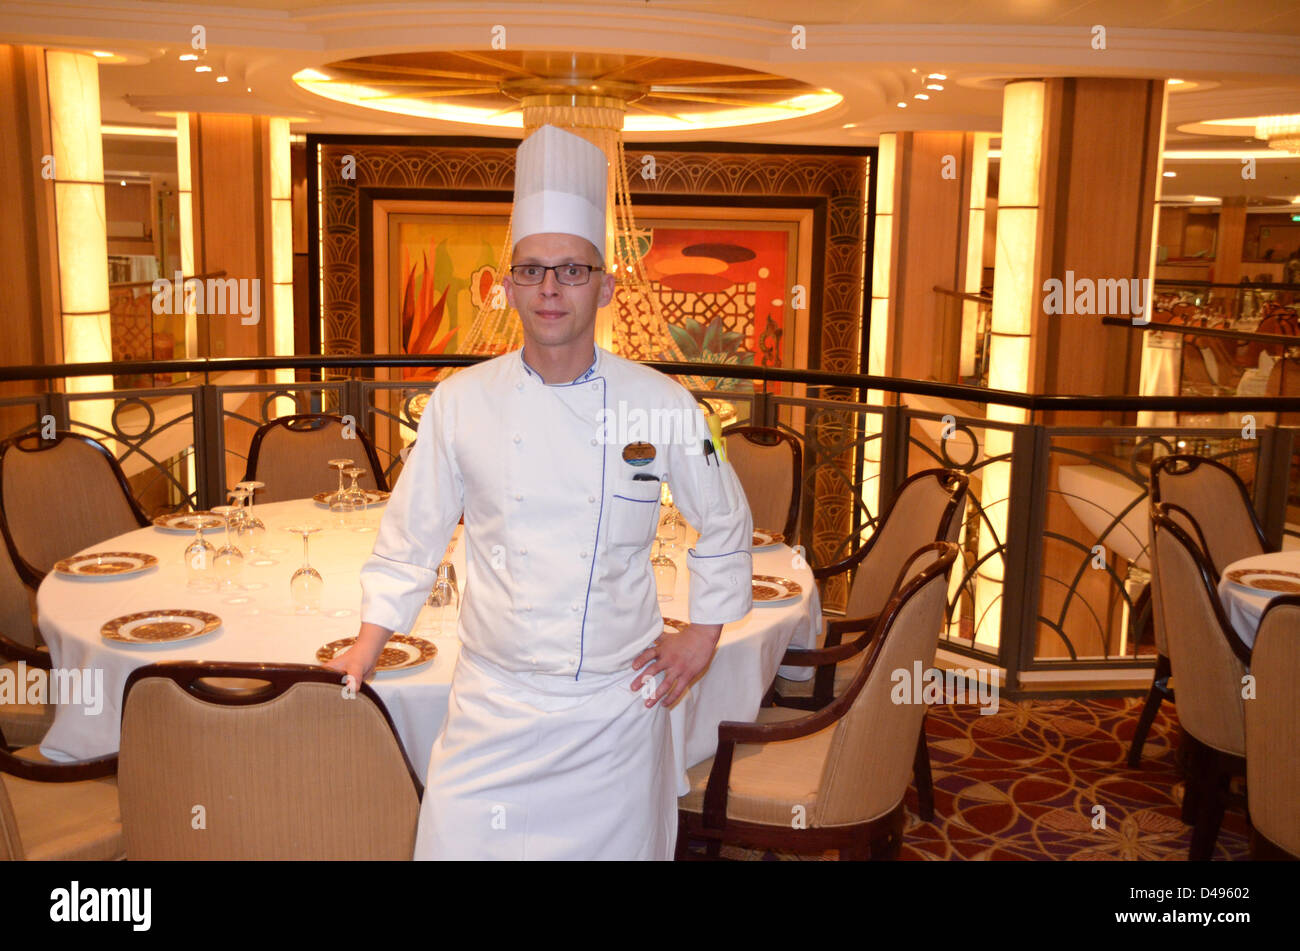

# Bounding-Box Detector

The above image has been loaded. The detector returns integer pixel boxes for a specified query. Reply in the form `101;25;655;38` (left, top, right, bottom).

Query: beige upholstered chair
771;468;967;821
1150;504;1252;861
0;535;50;749
118;662;422;860
1150;454;1269;576
0;431;149;587
722;426;802;544
0;747;122;861
678;542;957;860
1244;596;1300;860
1129;455;1269;765
243;414;389;504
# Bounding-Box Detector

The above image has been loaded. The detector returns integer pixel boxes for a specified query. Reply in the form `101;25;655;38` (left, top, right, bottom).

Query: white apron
414;646;676;860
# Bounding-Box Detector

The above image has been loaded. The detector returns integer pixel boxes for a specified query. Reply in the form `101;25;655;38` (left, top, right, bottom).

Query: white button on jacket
359;346;753;678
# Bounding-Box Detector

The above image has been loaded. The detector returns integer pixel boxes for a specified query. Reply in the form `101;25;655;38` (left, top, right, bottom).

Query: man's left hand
630;623;722;709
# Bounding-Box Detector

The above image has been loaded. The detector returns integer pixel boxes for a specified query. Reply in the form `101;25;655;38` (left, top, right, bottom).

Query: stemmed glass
210;504;244;597
651;538;676;602
235;480;267;552
328;489;355;529
184;516;216;589
658;482;684;551
287;525;323;614
327;459;353;505
343;467;374;532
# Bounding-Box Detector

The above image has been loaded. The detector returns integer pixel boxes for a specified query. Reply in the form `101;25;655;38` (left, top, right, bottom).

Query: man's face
505;232;615;352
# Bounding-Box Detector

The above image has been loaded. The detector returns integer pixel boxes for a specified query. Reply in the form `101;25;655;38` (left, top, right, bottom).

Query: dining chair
242;414;389;504
0;746;122;860
0;538;50;750
1128;454;1271;766
0;431;149;588
677;542;958;860
1149;504;1252;861
1243;595;1300;860
770;468;968;821
722;425;802;544
118;662;422;859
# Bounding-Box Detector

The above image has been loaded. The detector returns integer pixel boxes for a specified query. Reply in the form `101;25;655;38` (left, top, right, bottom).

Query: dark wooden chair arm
0;635;51;669
812;548;869;581
823;614;877;648
702;705;846;828
0;748;118;782
779;639;868;668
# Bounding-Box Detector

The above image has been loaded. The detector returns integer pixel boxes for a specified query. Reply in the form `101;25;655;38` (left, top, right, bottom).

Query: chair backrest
118;662;422;859
815;542;957;826
1150;505;1250;756
722;425;802;543
1245;596;1300;858
244;414;388;504
845;469;968;621
0;432;148;585
1144;500;1211;657
1150;454;1268;576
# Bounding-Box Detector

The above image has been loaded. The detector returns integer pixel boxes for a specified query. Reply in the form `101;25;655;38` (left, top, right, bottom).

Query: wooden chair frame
1150;505;1252;861
0;431;149;589
242;413;390;493
721;424;803;543
678;543;957;861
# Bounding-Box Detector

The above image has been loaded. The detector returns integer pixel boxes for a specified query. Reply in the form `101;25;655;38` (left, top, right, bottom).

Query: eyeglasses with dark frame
508;263;605;286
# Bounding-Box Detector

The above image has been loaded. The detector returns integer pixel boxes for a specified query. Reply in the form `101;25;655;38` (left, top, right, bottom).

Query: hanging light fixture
1255;114;1300;154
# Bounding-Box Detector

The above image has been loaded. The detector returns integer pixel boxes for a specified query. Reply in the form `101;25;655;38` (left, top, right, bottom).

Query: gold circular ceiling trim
293;50;841;132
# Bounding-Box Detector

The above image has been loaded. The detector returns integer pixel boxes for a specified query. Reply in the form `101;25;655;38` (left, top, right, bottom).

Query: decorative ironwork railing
2;354;1298;691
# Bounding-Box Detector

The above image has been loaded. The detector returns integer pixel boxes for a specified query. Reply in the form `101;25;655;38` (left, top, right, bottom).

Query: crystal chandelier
1255;114;1300;155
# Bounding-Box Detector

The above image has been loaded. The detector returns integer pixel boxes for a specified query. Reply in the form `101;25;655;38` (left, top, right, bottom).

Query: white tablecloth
1217;551;1300;649
37;499;820;793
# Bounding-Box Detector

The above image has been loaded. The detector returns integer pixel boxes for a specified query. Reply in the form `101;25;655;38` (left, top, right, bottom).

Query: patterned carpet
720;696;1250;861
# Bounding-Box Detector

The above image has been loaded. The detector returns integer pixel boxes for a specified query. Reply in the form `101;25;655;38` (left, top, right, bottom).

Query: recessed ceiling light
216;75;228;83
928;73;947;81
910;68;918;73
1163;171;1177;177
913;93;929;100
92;51;114;58
195;65;211;73
896;101;907;108
246;87;253;92
119;180;126;186
842;122;858;128
179;53;197;62
926;83;943;91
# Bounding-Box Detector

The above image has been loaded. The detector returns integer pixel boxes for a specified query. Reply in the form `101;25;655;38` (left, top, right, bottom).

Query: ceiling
4;0;1298;200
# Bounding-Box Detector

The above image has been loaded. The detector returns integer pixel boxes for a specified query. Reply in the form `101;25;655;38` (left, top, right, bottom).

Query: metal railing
4;354;1299;692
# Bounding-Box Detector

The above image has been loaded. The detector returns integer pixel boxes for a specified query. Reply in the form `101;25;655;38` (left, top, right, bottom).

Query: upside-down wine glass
210;504;244;594
651;538;676;602
327;458;353;505
235;480;267;552
343;466;374;533
184;515;217;589
287;525;323;614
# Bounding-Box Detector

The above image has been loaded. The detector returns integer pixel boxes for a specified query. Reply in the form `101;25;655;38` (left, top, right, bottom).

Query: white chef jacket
359;344;754;675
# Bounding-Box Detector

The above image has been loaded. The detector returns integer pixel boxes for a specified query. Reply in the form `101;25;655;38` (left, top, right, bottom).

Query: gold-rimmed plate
153;512;226;533
55;551;158;579
316;633;437;675
311;490;391;508
102;609;221;645
1225;567;1300;594
752;529;786;550
752;574;802;607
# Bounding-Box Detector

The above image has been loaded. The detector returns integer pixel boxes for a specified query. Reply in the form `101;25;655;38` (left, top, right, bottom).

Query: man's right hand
323;622;394;691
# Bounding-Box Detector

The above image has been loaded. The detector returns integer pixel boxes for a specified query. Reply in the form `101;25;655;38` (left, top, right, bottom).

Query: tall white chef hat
512;124;608;260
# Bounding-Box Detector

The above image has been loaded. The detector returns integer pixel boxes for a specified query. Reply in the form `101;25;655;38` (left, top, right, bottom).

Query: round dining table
37;498;821;794
1217;551;1300;649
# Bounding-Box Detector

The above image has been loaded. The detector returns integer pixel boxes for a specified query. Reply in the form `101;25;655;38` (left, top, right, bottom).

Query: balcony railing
4;354;1299;694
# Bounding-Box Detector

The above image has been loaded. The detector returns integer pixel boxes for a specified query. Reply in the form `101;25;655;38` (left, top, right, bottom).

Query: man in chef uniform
328;125;753;860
